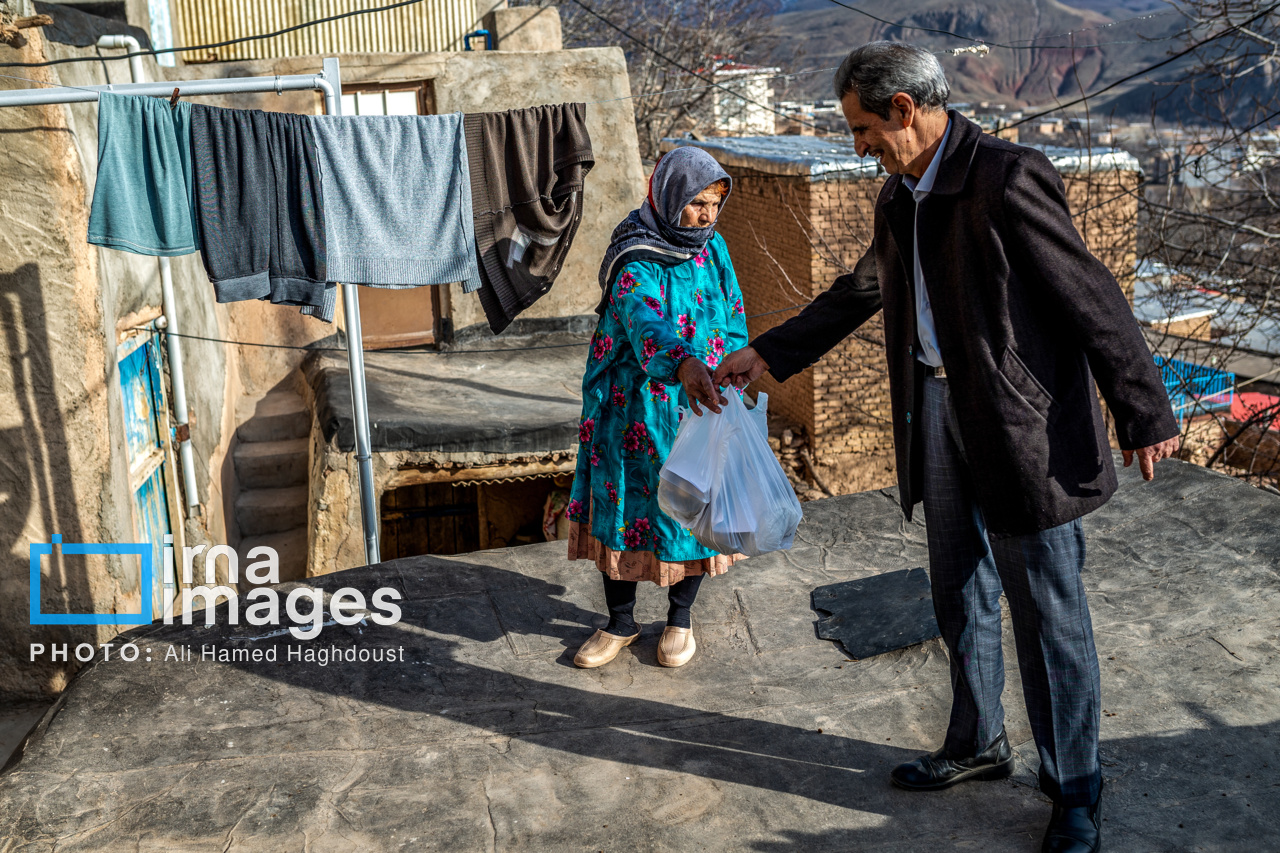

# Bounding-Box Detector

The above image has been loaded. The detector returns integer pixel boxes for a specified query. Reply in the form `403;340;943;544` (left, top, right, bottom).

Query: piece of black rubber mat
811;568;939;660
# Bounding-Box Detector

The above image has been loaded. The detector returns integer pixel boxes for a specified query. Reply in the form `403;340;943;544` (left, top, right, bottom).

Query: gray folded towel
311;112;483;292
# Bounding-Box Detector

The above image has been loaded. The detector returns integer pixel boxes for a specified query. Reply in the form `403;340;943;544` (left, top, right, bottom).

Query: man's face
841;91;913;175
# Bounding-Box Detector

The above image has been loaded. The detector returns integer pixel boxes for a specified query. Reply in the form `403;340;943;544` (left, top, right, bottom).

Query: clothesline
140;327;590;354
135;303;809;355
0;64;838;110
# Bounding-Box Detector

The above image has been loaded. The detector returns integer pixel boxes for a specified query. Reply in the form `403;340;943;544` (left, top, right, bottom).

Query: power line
1003;9;1185;45
592;65;840;106
0;70;99;92
0;0;434;68
563;0;825;132
823;0;1193;51
143;300;805;353
821;0;1013;47
146;327;590;355
1004;1;1280;131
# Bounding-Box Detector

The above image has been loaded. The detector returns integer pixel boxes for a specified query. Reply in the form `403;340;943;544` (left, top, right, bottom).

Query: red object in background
1231;392;1280;432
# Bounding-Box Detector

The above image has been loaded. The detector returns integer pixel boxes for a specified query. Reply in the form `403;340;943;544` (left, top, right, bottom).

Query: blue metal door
118;334;174;620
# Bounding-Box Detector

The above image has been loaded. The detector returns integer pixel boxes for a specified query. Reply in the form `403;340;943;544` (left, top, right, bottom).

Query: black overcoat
751;112;1179;536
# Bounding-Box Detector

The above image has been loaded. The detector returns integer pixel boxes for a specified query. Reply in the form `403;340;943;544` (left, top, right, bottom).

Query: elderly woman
566;146;748;669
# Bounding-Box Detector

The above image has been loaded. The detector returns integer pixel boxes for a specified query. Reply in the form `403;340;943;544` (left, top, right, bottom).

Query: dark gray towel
464;103;594;334
190;105;331;319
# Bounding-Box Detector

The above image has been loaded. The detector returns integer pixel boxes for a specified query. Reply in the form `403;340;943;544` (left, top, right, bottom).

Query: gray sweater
311;112;482;291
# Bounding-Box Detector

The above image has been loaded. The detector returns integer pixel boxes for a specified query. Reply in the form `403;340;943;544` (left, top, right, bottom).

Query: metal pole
157;260;200;507
321;57;381;566
97;34;200;510
0;72;335;107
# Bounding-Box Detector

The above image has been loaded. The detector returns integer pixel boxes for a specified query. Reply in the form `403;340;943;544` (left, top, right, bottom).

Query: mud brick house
660;136;1143;487
1;0;642;696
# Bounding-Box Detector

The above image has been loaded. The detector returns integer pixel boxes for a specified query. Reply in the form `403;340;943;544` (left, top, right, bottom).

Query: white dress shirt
901;120;951;369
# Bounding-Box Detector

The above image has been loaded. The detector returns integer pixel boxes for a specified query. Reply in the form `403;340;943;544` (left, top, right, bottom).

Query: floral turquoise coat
567;233;749;561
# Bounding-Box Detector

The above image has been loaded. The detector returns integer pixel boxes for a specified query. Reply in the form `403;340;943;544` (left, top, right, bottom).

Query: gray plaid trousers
921;376;1102;806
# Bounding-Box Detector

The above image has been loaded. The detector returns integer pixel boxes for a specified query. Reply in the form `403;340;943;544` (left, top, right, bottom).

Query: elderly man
714;41;1179;853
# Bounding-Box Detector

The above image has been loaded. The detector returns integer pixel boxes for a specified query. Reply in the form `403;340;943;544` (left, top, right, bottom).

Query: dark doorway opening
380;473;574;560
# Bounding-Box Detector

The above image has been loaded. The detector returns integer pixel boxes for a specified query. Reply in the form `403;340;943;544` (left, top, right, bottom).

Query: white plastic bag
658;391;802;557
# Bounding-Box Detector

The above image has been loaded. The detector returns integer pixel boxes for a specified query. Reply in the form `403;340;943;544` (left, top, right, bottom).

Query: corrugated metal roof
174;0;478;62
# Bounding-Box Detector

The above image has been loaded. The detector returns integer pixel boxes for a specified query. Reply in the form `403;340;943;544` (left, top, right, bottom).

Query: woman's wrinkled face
679;185;723;228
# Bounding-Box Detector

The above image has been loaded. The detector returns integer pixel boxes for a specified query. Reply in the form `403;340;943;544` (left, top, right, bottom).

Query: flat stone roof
3;458;1277;850
304;329;587;455
660;135;1142;177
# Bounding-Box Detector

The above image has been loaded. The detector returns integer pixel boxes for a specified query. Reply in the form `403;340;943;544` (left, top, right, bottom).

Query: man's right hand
714;346;770;389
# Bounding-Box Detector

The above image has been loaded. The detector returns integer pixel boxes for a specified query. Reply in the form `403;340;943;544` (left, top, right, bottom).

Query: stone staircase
233;388;311;581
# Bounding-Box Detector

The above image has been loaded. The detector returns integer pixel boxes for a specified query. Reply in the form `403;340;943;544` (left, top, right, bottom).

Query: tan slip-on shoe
657;626;696;667
573;629;639;668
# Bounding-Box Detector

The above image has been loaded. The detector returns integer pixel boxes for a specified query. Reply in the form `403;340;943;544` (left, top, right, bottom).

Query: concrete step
235;486;308;538
233;438;309;489
237;389;309;443
239;528;308;583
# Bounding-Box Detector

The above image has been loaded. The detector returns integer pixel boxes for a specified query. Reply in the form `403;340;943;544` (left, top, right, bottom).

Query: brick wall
719;167;815;439
718;168;891;460
1062;170;1141;302
717;161;1141;466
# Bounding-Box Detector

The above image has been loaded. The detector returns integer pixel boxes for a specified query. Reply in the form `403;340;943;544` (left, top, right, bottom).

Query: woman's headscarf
596;146;732;315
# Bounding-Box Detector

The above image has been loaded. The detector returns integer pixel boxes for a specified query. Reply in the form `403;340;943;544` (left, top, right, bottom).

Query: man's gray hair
834;41;950;119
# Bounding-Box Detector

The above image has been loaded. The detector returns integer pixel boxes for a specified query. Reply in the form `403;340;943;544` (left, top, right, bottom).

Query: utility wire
821;0;1014;47
823;0;1193;51
145;327;589;355
1003;8;1184;45
0;70;101;92
142;301;804;353
1003;1;1280;131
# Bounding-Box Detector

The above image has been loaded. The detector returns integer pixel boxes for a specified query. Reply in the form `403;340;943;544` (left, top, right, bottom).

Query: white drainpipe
97;34;201;509
95;34;146;89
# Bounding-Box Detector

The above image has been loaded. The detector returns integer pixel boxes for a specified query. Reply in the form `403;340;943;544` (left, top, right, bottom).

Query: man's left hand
1123;436;1181;481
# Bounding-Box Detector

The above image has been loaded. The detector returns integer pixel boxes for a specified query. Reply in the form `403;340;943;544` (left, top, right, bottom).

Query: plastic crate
1154;355;1235;419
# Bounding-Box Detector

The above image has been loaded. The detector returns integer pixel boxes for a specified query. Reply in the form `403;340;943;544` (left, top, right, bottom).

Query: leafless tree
515;0;782;159
1126;0;1280;489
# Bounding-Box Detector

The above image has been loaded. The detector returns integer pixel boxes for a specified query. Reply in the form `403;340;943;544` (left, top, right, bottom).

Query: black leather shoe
890;728;1014;791
1041;788;1102;853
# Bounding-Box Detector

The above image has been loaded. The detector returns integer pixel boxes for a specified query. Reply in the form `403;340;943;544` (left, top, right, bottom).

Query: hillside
757;0;1187;110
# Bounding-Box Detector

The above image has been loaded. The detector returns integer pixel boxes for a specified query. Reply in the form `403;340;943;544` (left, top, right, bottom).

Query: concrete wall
317;48;644;336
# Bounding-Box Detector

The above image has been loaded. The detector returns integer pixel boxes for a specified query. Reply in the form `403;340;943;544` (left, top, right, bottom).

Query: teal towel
88;92;199;256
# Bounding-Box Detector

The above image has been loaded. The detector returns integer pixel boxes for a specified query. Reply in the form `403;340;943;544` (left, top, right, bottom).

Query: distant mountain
756;0;1188;112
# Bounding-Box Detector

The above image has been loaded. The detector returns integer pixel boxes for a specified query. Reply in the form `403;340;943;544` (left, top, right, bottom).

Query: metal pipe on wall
0;72;336;107
96;34;200;509
156;260;199;507
95;34;145;87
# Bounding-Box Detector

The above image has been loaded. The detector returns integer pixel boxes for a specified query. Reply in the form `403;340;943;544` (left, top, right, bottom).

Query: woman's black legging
602;574;704;636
